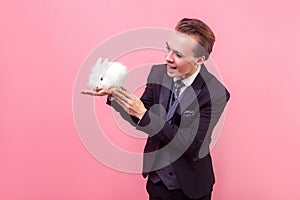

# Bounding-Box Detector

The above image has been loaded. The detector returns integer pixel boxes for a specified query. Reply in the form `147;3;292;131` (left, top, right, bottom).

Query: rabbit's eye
100;77;103;81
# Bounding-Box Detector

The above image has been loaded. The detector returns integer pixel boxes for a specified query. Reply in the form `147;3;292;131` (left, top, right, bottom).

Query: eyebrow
165;42;183;56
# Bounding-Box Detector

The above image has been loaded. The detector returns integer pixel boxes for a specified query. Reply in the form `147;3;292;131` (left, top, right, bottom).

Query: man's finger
81;90;96;95
113;91;129;102
81;89;107;96
114;94;128;107
116;88;132;99
114;96;130;113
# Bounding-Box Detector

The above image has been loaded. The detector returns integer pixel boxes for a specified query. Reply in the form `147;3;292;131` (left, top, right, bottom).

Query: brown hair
175;18;215;59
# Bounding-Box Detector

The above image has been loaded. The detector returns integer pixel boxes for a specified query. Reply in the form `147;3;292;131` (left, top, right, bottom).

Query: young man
83;18;230;200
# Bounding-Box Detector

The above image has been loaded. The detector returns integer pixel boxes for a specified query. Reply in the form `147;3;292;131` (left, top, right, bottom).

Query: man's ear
194;56;205;66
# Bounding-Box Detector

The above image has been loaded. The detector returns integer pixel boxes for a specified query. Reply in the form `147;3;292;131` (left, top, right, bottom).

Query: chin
167;69;184;78
167;71;176;78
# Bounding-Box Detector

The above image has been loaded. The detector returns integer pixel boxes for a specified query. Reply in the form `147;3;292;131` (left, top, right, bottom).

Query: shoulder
146;64;167;83
200;65;230;102
149;64;167;75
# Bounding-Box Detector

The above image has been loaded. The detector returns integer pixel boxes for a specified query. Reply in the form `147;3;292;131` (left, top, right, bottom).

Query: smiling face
165;31;204;79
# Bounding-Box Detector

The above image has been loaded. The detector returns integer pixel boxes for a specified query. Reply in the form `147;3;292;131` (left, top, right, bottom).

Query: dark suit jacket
108;64;230;199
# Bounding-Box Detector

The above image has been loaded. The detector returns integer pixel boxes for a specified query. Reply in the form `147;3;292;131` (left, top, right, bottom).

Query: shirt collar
174;65;201;87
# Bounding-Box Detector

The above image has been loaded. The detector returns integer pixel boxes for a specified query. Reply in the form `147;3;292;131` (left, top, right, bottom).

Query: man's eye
176;53;183;58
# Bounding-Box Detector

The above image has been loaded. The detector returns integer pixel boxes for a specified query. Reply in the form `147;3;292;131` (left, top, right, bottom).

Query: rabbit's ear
95;57;103;67
88;57;106;89
101;58;110;70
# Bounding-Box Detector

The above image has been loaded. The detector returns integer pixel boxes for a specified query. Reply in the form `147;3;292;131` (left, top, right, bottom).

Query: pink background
1;0;300;199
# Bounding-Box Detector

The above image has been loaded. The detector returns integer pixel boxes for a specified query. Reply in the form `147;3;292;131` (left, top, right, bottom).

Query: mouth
167;65;177;70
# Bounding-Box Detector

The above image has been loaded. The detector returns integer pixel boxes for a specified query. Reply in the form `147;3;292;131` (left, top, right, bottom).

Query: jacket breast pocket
179;110;196;127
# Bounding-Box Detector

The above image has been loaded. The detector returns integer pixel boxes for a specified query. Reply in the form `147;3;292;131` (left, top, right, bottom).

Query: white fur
88;57;127;89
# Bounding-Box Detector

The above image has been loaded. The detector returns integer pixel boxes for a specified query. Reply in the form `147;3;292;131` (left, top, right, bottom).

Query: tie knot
174;79;185;90
171;79;185;105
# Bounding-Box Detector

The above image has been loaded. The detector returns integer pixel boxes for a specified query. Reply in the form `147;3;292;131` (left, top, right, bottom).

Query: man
83;18;230;200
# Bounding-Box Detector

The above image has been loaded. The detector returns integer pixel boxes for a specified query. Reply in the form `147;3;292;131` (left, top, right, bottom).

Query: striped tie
171;79;184;105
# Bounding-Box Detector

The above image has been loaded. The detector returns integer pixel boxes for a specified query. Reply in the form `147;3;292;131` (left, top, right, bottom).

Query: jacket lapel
159;73;173;115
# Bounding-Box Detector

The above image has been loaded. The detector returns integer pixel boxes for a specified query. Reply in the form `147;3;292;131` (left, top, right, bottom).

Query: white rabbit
88;57;127;89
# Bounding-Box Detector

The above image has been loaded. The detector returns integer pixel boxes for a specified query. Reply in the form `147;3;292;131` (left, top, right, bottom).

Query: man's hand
81;87;115;96
112;88;147;120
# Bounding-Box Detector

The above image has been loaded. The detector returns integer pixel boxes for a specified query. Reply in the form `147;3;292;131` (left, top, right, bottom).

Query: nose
165;51;174;63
